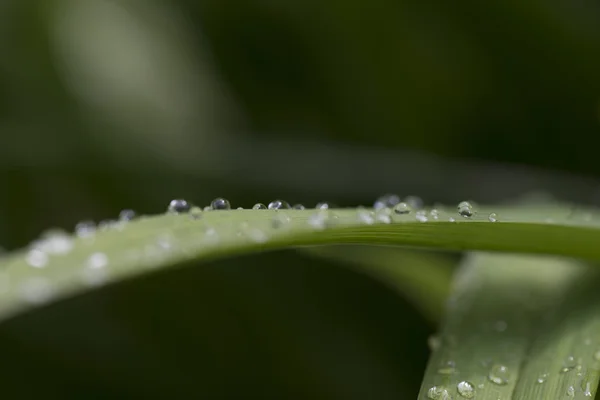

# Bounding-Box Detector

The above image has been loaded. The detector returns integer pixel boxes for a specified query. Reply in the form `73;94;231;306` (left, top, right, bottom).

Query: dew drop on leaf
26;249;48;268
594;350;600;361
87;252;108;269
37;230;74;255
292;204;305;210
244;227;268;243
488;212;498;222
582;380;594;397
272;213;291;229
415;210;428;223
83;253;109;286
308;211;328;230
488;364;509;385
252;203;267;210
75;220;96;238
119;209;136;221
427;386;453;400
316;202;334;210
457;201;474;218
536;373;548;384
356;209;375;225
211;198;231;210
393;202;412;215
375;208;392;224
456;381;474;398
567;385;575;397
268;200;291;210
561;355;577;373
374;194;401;210
168;199;191;213
437;360;456;375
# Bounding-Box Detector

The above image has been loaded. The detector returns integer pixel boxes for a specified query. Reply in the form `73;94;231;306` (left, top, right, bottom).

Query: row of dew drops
163;195;497;224
16;194;493;305
426;346;600;399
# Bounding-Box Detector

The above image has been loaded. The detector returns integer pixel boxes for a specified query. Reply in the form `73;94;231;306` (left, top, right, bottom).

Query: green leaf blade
419;252;600;400
0;204;599;325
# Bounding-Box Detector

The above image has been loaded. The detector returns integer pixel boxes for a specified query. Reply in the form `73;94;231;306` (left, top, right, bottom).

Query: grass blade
1;203;600;323
418;252;600;399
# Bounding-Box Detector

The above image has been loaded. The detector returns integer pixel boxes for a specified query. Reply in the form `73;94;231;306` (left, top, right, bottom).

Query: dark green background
1;0;599;397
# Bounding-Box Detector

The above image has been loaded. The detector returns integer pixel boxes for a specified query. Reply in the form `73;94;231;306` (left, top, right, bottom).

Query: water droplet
252;203;267;210
438;360;456;375
375;208;392;224
393;202;412;214
272;213;291;229
456;381;474;398
268;200;291;210
415;211;428;223
82;253;109;286
477;384;484;390
488;364;509;385
427;335;441;351
203;206;212;211
75;220;96;238
488;212;498;222
583;380;593;397
292;204;305;210
594;350;600;361
26;249;48;268
20;277;53;305
87;252;108;269
430;209;440;220
316;202;335;210
458;201;474;218
448;217;456;222
244;227;268;243
36;231;74;255
427;386;453;400
308;211;329;230
119;209;136;221
211;198;231;210
357;208;375;225
537;373;549;383
168;199;191;213
567;385;575;397
561;355;577;373
236;207;244;210
374;194;400;210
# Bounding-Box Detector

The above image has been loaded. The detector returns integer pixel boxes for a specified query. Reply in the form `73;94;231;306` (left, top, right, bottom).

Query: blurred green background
2;0;600;397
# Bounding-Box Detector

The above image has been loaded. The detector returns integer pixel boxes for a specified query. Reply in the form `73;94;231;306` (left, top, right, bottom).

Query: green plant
1;197;600;398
